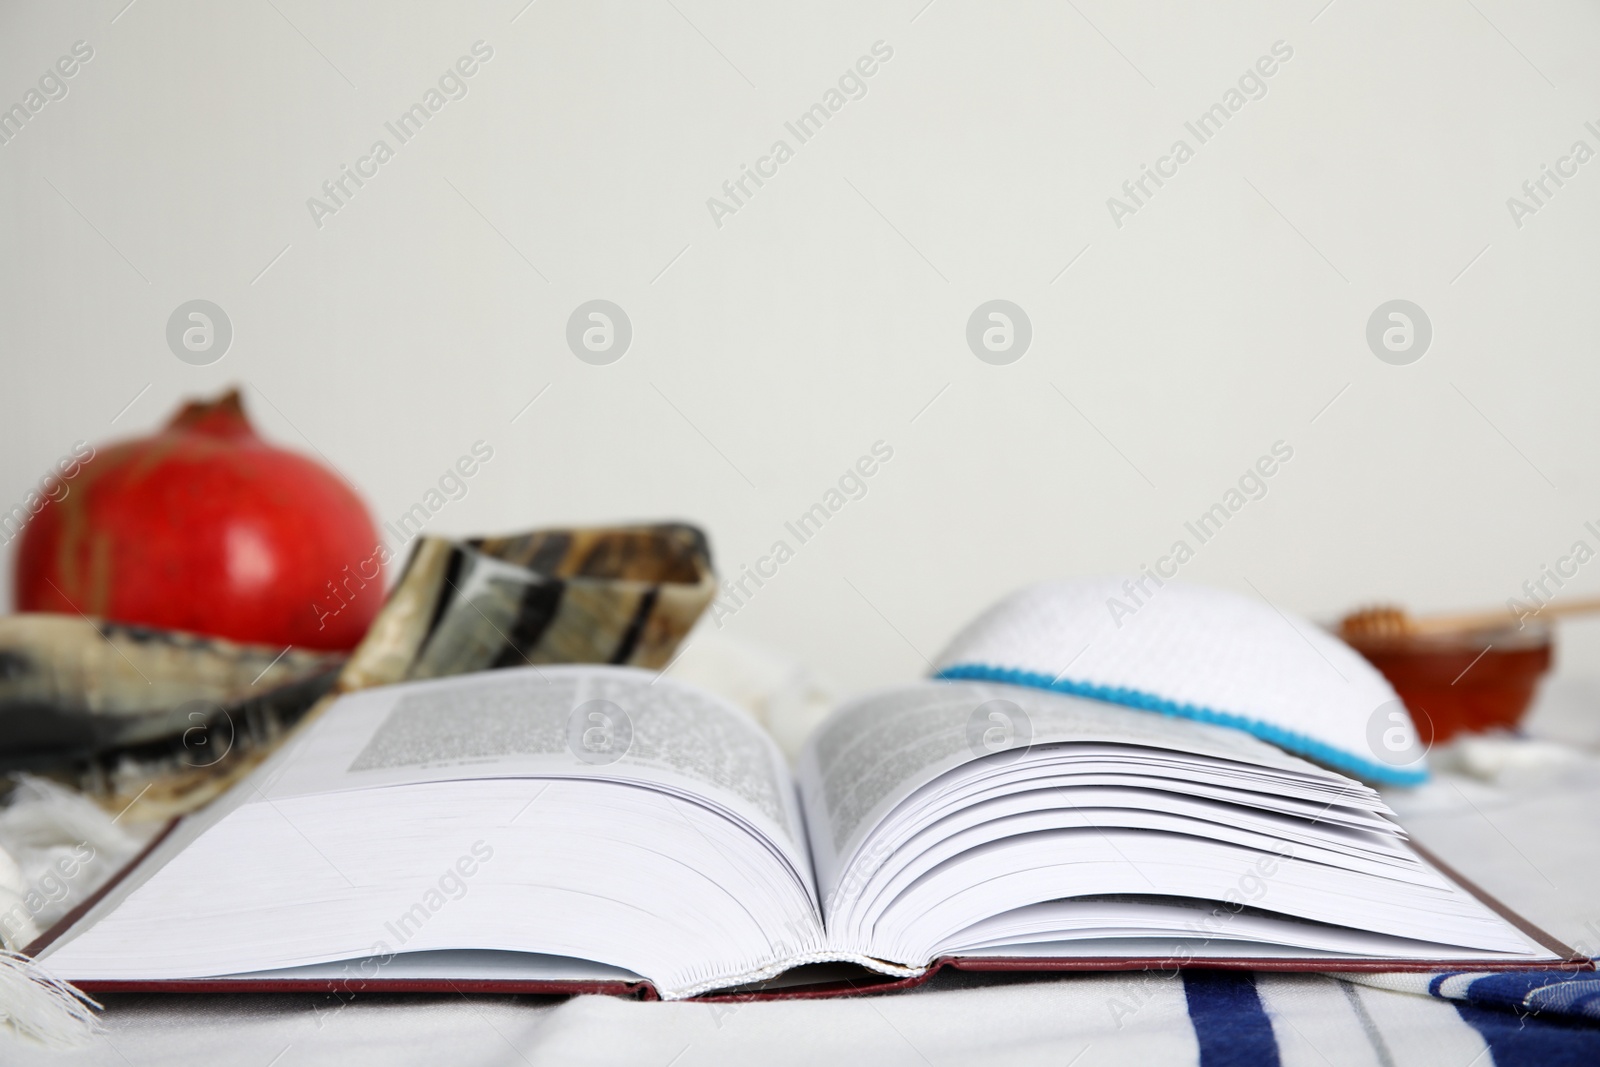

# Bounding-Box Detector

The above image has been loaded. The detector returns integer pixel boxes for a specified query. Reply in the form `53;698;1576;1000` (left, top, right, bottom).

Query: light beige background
2;0;1598;696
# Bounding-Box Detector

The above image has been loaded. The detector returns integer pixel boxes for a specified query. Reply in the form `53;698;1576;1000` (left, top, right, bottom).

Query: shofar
0;615;342;763
1;523;715;822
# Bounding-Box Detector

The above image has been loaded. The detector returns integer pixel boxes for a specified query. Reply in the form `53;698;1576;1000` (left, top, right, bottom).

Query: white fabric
1256;973;1489;1067
932;578;1415;781
0;777;142;951
0;970;1514;1066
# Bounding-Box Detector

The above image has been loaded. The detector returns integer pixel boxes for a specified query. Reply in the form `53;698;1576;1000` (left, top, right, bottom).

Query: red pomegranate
14;389;384;651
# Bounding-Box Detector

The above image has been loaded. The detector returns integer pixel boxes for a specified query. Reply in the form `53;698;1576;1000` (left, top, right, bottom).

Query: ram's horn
0;615;342;765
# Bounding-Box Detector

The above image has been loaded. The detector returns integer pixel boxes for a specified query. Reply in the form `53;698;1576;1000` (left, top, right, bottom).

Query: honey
1342;624;1552;746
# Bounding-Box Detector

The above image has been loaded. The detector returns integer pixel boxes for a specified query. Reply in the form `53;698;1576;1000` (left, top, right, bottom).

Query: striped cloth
1341;969;1600;1023
7;968;1596;1066
1183;970;1600;1067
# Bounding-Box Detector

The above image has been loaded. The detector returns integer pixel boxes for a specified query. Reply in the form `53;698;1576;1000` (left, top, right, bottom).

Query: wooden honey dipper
1339;596;1600;642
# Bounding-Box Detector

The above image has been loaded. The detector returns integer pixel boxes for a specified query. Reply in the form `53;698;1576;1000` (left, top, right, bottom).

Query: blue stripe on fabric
934;663;1430;786
1464;973;1600;1023
1454;1001;1600;1067
1182;971;1281;1067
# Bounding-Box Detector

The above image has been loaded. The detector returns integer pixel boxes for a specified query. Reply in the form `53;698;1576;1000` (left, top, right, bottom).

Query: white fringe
0;775;142;946
0;951;100;1047
0;848;38;949
0;775;139;1047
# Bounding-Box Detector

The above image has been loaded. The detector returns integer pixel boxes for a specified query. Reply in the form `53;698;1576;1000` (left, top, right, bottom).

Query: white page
941;897;1543;959
797;680;1365;899
262;665;811;887
892;759;1400;837
43;666;832;995
864;790;1432;887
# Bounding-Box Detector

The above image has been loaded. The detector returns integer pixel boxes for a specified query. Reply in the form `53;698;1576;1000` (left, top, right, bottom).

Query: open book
33;666;1577;1000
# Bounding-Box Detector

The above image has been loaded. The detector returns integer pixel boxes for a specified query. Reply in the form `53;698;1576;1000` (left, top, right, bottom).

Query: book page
262;665;808;873
795;680;1356;904
40;667;841;994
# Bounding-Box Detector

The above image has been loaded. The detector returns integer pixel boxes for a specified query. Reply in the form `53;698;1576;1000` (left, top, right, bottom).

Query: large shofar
60;524;713;819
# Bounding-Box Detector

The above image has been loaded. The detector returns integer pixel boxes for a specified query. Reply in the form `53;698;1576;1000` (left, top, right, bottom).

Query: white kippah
932;577;1426;785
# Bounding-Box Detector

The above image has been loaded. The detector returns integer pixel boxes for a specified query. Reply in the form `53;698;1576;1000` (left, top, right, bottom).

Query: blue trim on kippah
933;662;1430;787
